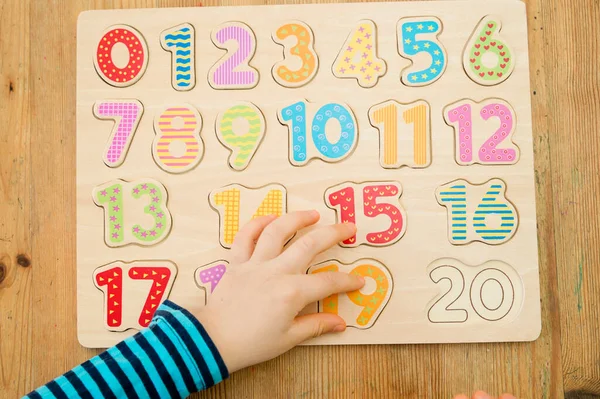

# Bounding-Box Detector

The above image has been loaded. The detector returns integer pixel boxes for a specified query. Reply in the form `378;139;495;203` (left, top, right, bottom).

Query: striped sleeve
24;300;229;399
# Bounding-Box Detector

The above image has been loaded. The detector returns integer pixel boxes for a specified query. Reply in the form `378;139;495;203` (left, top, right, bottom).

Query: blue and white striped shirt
25;301;228;398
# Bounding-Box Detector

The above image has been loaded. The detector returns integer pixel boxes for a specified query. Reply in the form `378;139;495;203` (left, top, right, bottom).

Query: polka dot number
96;28;145;85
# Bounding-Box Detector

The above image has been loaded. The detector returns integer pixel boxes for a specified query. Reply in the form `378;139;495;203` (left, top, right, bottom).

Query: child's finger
251;210;320;261
276;223;356;273
472;392;493;399
297;272;365;306
288;312;347;344
230;214;277;263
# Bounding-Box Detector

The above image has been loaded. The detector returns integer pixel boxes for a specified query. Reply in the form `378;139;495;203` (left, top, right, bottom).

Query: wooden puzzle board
76;0;540;348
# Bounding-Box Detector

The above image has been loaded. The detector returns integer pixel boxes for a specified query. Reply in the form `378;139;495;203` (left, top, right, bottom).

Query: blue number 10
280;100;357;166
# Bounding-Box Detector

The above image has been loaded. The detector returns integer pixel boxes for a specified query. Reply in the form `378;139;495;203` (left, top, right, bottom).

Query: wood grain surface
0;0;598;398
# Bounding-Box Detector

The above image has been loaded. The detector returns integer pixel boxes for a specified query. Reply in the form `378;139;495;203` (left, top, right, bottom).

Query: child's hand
193;210;364;373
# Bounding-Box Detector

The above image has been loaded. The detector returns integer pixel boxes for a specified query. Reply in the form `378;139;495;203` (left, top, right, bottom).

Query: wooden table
1;0;598;397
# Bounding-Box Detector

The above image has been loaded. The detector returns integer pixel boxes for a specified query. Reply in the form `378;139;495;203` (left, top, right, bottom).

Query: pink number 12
444;99;519;165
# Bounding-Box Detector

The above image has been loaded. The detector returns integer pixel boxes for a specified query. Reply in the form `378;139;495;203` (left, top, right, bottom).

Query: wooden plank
28;0;97;389
542;0;600;396
0;0;33;397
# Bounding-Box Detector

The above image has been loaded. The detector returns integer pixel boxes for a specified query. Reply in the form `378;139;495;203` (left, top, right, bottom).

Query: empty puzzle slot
426;258;523;324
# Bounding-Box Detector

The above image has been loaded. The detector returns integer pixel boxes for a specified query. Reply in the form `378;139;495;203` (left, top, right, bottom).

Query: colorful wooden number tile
93;99;144;168
325;181;406;248
94;260;177;331
368;100;432;168
308;259;393;329
208;22;259;89
332;20;386;88
215;102;266;171
272;21;319;88
152;104;204;174
444;98;519;165
94;25;149;87
160;23;196;91
195;260;228;305
463;15;515;86
278;100;358;166
397;16;447;86
93;178;173;247
427;258;522;323
436;178;518;245
209;183;287;248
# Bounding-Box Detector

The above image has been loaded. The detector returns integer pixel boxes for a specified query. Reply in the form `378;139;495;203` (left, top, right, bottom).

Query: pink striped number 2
93;100;144;168
208;22;259;90
444;98;519;166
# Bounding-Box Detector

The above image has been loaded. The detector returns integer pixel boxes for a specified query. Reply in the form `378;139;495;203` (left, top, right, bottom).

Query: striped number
93;100;143;168
368;100;431;168
152;105;203;173
161;23;195;91
94;261;177;331
93;179;173;247
397;17;447;86
427;258;522;323
444;99;519;165
325;181;406;247
208;22;258;89
216;102;265;171
209;184;286;248
279;100;357;166
436;178;518;245
272;21;319;88
94;25;148;87
309;259;393;328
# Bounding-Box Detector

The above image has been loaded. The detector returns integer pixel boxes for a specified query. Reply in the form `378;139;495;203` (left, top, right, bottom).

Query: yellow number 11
368;100;431;169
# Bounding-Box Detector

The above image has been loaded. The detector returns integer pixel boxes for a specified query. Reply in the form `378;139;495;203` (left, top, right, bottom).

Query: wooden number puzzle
77;0;540;348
